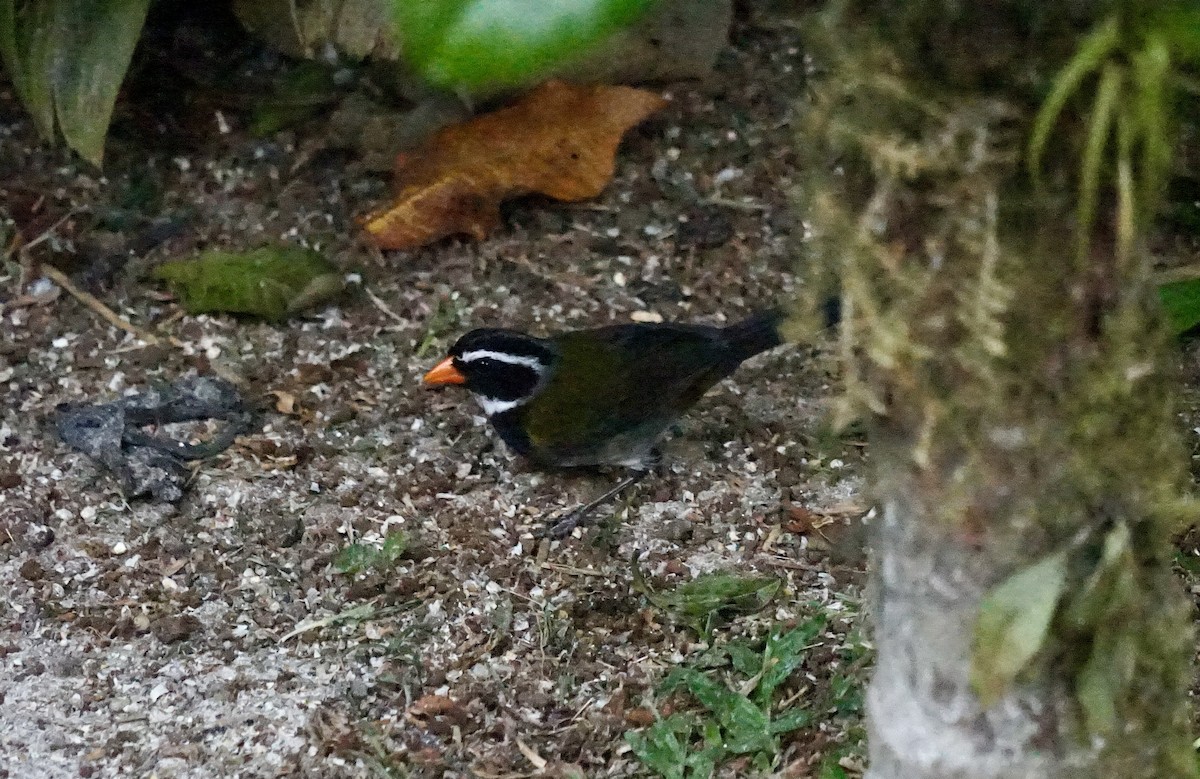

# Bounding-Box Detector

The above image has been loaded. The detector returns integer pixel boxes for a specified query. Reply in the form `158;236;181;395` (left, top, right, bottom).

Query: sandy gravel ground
0;15;871;779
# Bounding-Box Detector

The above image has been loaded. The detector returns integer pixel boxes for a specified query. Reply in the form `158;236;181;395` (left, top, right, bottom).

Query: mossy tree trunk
796;3;1197;777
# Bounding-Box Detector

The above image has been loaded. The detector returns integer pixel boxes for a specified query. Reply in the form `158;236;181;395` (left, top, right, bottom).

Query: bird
422;309;787;537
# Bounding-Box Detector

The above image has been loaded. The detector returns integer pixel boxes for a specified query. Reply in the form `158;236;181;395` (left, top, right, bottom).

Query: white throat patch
474;395;526;416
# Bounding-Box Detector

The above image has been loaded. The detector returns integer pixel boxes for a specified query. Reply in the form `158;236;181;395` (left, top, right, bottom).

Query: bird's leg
542;472;646;539
541;449;662;539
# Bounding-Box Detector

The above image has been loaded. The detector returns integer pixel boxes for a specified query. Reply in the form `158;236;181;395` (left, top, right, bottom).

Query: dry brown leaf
784;504;854;553
407;694;467;723
782;504;821;535
624;707;657;727
363;80;668;249
268;390;302;416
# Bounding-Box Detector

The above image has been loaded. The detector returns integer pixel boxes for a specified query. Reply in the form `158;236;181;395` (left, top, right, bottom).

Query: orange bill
423;356;466;386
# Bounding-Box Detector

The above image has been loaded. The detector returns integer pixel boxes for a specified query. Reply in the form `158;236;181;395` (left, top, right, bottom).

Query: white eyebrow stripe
476;395;526;415
459;349;545;370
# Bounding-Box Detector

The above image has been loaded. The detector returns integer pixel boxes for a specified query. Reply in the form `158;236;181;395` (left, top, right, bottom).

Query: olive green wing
523;325;737;458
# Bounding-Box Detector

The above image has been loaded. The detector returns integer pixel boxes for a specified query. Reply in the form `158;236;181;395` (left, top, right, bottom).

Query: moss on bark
794;2;1197;775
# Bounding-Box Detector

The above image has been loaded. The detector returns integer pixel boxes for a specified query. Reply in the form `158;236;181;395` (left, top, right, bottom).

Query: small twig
19;208;82;255
39;264;162;346
539;561;607;577
758;555;824;572
2;229;21;263
15;207;184;349
760;524;784;554
705;195;770;212
9;206;77;288
514;738;547;771
279;602;380;642
547;699;596;735
363;285;406;324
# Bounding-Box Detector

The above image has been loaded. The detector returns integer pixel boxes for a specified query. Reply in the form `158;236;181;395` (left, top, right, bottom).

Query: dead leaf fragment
268;390;302;416
625;707;657;727
407;694;468;724
783;504;821;535
363;80;667;249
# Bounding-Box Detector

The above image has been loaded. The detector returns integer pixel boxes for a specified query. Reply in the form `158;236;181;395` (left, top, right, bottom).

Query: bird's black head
424;328;556;415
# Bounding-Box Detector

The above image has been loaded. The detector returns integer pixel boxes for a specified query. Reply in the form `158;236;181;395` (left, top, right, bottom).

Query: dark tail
724;299;840;361
724;308;785;362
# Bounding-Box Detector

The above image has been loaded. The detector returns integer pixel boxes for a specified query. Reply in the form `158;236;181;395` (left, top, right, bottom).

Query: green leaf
415;298;465;358
830;672;865;718
818;763;850;779
1158;278;1200;335
334;543;377;575
663;669;775;757
685;748;717;779
0;0;57;137
1131;34;1172;217
970;550;1069;706
379;531;409;565
1063;522;1134;631
757;616;825;706
249;60;341;137
625;712;696;779
724;641;764;679
1075;623;1136;734
767;706;811;735
51;0;151;166
1175;548;1200;576
394;0;659;91
152;245;344;321
0;0;151;165
334;531;409;575
632;615;854;776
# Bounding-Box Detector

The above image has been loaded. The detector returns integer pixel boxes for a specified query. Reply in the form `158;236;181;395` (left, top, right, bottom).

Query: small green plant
626;615;827;778
351;722;411;779
335;531;410;575
415;297;465;358
631;556;781;637
813;631;870;778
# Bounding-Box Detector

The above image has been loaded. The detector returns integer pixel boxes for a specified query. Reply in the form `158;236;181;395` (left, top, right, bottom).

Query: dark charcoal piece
54;376;257;502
